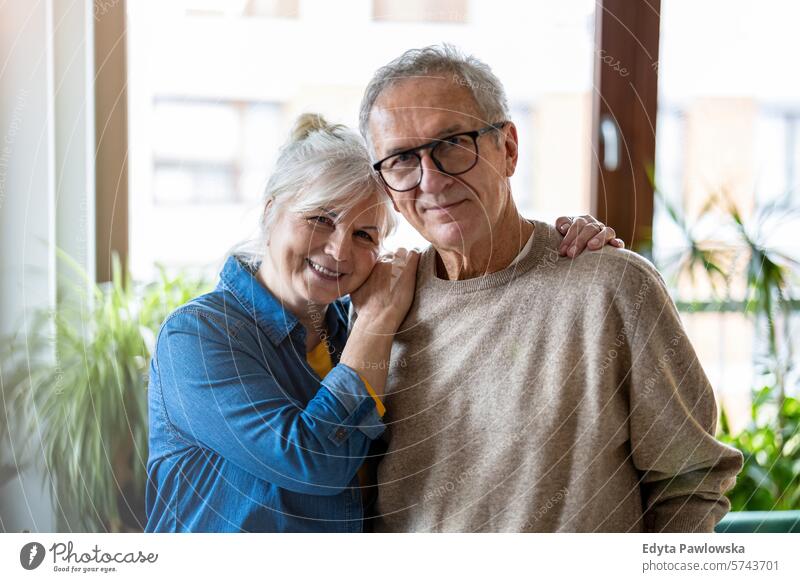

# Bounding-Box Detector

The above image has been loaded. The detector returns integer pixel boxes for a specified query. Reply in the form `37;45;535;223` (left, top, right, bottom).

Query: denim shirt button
335;428;347;441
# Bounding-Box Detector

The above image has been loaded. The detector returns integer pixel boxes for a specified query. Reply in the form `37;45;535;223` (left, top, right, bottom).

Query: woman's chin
303;277;352;305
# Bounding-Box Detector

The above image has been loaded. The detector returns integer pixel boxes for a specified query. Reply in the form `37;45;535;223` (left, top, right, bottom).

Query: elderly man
358;45;743;533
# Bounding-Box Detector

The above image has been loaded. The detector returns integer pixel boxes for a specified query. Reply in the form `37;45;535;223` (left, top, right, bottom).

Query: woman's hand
555;215;625;257
350;248;420;332
342;248;420;397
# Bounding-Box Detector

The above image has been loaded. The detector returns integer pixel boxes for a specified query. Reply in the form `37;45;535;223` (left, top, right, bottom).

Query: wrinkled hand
350;248;420;332
555;215;625;257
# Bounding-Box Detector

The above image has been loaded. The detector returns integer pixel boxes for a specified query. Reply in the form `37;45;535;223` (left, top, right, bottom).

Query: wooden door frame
591;0;661;252
94;0;129;282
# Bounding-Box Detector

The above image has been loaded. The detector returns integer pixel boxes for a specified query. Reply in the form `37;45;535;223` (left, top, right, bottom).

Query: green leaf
0;251;210;530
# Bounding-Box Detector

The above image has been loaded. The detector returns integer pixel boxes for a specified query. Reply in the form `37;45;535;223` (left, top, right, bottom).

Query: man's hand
555;215;625;257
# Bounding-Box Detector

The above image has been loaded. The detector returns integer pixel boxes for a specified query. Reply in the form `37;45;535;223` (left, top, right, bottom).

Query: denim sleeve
154;309;385;496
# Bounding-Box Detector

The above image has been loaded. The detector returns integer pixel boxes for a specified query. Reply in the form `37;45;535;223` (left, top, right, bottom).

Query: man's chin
425;220;478;252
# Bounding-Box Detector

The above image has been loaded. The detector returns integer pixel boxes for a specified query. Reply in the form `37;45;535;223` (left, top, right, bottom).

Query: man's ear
502;121;519;178
379;182;402;213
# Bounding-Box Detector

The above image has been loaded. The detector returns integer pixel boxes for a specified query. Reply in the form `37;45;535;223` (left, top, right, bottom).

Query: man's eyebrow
383;124;466;157
435;124;465;138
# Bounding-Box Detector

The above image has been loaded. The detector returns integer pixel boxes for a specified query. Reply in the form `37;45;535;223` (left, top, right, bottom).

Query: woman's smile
306;258;348;282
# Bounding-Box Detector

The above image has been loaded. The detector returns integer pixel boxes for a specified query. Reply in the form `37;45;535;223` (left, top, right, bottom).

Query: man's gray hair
358;44;511;154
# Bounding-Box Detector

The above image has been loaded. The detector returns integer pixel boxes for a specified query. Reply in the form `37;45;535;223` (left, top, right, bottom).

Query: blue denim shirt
145;256;385;532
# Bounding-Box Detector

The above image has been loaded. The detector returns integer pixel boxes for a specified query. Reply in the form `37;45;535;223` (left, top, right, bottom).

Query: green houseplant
654;190;800;511
0;254;209;531
717;199;800;511
0;382;26;489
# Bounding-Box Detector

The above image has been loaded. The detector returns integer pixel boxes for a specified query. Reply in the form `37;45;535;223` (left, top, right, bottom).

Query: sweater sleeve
622;260;743;533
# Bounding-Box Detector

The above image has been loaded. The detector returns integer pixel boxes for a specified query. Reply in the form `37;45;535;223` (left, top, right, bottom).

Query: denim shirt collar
217;255;344;347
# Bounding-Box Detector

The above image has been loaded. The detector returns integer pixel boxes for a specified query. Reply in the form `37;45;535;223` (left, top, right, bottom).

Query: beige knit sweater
373;220;743;532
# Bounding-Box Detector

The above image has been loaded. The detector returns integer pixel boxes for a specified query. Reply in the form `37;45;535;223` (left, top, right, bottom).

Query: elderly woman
144;114;620;533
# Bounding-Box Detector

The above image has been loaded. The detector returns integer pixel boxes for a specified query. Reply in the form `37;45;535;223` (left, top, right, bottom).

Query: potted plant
652;189;800;528
0;254;208;531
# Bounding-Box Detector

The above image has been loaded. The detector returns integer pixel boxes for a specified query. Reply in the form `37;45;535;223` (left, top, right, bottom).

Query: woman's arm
154;308;383;497
339;248;420;396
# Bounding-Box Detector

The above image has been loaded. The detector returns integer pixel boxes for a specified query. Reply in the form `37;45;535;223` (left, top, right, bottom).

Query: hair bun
290;113;332;141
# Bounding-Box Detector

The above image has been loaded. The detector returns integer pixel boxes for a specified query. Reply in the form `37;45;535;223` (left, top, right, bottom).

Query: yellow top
306;340;385;417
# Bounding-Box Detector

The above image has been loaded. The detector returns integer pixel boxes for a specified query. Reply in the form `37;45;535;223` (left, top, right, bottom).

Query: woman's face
262;194;383;310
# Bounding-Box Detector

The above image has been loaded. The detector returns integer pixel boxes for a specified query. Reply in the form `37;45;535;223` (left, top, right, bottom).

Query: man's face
368;76;518;251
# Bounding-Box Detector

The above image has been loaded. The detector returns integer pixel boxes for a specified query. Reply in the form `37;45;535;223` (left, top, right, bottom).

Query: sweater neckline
419;219;556;295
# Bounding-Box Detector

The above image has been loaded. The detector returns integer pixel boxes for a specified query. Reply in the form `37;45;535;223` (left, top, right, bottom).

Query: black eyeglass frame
371;122;508;192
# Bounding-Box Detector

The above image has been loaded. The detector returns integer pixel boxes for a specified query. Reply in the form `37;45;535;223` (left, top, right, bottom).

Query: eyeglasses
372;122;507;192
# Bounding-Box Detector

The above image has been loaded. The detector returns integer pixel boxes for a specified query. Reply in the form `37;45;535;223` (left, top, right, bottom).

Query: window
151;99;281;205
654;0;800;430
372;0;468;23
128;0;598;280
183;0;299;18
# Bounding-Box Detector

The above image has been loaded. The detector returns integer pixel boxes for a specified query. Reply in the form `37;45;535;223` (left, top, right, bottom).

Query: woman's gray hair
232;113;396;268
358;44;511;154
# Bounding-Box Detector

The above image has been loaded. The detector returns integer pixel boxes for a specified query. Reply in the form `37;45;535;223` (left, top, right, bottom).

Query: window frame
590;0;662;252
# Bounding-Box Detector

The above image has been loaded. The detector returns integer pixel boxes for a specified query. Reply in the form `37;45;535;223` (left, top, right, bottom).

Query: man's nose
418;150;453;194
325;229;352;262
